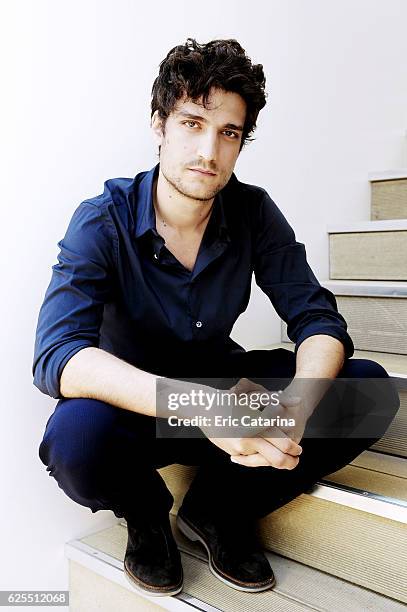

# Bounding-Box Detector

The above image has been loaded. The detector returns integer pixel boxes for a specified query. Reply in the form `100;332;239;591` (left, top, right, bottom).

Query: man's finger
230;453;270;467
252;437;301;469
260;427;303;456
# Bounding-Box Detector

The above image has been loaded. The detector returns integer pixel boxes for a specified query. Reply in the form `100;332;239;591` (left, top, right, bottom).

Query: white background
1;0;406;603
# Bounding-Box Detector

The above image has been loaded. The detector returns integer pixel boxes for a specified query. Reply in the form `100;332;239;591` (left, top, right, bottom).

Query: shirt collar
134;163;160;239
134;163;231;243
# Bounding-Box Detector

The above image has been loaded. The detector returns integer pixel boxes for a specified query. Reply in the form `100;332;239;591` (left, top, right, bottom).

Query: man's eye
184;120;198;128
223;130;238;139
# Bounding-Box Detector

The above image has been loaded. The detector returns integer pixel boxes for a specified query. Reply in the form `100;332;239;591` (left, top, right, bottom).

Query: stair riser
371;179;407;220
69;560;167;611
282;296;407;355
257;497;407;604
329;231;407;280
371;391;407;456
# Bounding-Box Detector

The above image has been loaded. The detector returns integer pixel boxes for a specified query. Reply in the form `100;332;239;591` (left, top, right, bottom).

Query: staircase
65;170;407;611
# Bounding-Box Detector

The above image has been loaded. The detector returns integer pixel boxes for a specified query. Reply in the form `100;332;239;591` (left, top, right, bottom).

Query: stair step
351;449;407;478
281;282;407;354
323;455;407;502
371;179;407;221
328;293;407;354
316;450;407;520
327;220;407;280
156;462;407;603
171;515;406;611
66;517;407;611
284;293;407;354
368;171;407;221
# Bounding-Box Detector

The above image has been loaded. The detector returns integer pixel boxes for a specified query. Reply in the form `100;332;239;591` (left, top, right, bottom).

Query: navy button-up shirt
32;163;354;399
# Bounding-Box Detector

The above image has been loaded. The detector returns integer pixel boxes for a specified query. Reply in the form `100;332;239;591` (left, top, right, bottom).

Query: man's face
152;88;246;202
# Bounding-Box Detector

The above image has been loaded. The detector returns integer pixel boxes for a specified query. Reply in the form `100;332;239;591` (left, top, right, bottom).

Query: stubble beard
161;165;228;203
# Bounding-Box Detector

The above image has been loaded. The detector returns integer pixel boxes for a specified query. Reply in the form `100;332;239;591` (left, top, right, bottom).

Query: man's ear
151;111;165;146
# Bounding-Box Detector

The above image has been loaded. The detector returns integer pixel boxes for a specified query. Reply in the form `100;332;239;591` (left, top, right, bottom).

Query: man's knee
338;358;400;437
341;357;389;379
38;397;119;472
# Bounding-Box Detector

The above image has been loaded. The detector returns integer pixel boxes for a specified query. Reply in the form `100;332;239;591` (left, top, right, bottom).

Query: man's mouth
189;168;217;176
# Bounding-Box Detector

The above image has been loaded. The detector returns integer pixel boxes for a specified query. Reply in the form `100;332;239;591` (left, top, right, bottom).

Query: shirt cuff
33;341;95;399
294;326;355;360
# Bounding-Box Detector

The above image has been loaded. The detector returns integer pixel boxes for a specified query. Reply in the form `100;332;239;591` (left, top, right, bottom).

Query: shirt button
196;321;203;328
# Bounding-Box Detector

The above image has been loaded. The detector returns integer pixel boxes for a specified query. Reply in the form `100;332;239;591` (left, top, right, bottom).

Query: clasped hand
199;377;314;469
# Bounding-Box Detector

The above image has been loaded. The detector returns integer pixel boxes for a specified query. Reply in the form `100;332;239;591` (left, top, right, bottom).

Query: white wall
1;0;406;603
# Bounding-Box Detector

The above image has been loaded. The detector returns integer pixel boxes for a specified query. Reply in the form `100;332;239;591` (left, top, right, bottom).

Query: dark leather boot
177;505;275;592
124;513;183;597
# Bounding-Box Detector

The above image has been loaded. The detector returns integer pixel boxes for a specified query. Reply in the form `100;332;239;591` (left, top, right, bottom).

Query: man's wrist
156;377;219;422
287;376;333;417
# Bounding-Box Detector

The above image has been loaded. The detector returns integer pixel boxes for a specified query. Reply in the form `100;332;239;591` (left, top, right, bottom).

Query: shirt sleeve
32;201;116;399
253;191;354;359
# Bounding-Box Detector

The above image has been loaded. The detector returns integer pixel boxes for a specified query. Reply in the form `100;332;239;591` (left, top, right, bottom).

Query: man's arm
60;346;160;416
295;334;345;379
60;347;219;419
288;334;346;419
32;201;114;399
253;191;355;363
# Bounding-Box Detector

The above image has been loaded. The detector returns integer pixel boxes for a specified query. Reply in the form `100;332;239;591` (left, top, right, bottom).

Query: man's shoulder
80;166;157;217
225;173;294;238
80;176;138;212
227;172;268;201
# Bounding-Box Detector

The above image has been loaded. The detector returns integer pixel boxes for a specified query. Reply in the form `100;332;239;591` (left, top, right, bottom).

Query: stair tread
66;519;406;611
328;219;407;233
369;170;407;181
320;279;407;296
351;450;407;478
324;463;407;501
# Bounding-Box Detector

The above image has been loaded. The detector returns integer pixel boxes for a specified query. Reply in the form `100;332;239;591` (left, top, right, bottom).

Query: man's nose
196;131;218;163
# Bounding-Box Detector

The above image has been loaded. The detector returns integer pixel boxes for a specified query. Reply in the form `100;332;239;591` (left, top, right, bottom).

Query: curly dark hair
151;38;267;151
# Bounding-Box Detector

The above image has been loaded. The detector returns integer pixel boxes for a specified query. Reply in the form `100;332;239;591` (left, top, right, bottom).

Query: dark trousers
38;348;400;524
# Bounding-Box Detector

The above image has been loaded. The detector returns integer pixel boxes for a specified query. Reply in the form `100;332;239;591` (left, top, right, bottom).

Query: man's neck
154;171;214;235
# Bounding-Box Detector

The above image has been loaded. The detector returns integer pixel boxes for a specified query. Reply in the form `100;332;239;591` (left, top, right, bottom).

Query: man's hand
228;378;307;467
198;377;306;469
230;377;309;444
202;434;303;470
226;376;333;467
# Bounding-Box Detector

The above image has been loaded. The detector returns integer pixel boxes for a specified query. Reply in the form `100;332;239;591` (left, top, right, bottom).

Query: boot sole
124;559;183;597
176;513;276;593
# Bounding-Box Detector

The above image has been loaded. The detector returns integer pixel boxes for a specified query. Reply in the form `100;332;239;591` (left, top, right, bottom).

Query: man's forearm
285;335;346;418
59;346;213;419
60;347;162;415
295;334;345;378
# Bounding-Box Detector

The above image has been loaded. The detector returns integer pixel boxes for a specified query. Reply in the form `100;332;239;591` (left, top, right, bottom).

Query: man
33;38;399;597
